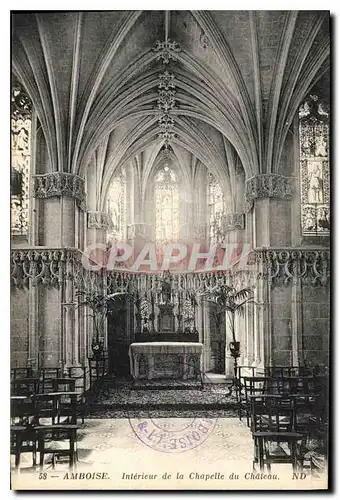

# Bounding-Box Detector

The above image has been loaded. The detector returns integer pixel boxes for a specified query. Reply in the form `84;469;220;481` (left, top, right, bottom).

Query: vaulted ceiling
12;10;330;203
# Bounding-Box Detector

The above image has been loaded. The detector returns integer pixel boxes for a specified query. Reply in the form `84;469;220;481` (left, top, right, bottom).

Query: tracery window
299;94;330;236
155;162;179;242
106;167;126;242
208;172;225;242
11;81;32;235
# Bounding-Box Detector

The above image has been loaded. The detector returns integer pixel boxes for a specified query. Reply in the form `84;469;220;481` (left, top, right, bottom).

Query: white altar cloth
128;342;203;380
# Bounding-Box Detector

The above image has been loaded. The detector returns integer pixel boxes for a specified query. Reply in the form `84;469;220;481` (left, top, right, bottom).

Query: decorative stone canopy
33;172;86;210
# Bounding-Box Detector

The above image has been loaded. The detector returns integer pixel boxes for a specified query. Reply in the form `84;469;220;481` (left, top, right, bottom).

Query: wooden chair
250;395;305;472
66;367;87;423
253;431;305;472
10;397;37;470
33;392;78;470
250;395;295;434
89;356;110;396
236;366;256;418
10;425;37;471
242;377;268;426
38;368;62;392
34;424;77;470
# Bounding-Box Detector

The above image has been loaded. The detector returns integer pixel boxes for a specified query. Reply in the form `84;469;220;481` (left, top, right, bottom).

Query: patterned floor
12;417;327;490
83;381;239;418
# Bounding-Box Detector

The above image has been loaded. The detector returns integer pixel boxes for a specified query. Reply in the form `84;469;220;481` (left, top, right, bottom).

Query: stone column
197;297;204;373
244;174;293;369
32;172;86;370
202;300;211;373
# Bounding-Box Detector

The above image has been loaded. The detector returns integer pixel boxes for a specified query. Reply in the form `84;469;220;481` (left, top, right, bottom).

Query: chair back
11;378;40;397
33;392;77;425
53;378;76;392
11;367;34;379
38;367;62;381
250;395;295;433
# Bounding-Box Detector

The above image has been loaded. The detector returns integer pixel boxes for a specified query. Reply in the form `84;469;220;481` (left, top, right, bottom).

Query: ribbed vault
12;10;330;206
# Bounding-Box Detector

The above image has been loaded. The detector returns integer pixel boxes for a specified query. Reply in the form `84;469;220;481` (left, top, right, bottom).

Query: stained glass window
155;162;179;242
299;94;330;236
208;172;225;242
11;81;32;235
106;167;126;242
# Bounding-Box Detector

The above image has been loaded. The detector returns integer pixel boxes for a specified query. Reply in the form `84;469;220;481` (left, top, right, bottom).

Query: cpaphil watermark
81;241;254;274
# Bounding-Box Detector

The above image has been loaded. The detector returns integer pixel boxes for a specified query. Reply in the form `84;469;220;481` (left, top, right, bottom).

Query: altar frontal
129;342;203;380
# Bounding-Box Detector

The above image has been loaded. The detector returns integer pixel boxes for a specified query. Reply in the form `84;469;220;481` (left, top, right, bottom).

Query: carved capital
87;211;113;230
244;174;293;212
33;172;86;210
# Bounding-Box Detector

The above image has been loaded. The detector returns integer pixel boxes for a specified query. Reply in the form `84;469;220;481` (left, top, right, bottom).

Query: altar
128;342;203;380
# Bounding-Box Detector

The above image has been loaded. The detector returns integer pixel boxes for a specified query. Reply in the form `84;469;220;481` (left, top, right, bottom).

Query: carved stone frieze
153;39;181;64
244;174;293;212
87;211;113;230
33;173;86;210
253;248;330;286
11;248;105;291
11;248;73;289
11;246;330;291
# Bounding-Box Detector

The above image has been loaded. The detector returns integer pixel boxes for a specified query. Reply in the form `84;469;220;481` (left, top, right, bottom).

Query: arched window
299;93;330;235
155;162;179;242
11;80;32;235
208;172;225;242
106;167;126;242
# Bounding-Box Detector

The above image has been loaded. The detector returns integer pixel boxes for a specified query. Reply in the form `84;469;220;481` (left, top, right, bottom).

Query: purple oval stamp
129;416;217;453
128;366;219;453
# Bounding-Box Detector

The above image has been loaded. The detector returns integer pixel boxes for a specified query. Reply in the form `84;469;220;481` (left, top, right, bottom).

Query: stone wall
271;285;293;365
301;284;330;366
11;288;29;367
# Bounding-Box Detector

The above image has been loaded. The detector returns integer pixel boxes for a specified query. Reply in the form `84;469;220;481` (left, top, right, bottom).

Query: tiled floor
12;418;327;490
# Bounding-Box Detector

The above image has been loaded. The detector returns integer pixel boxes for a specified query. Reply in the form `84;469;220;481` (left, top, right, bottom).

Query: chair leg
32;443;37;467
291;441;298;472
70;430;76;469
15;435;21;469
38;438;45;470
258;438;265;472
